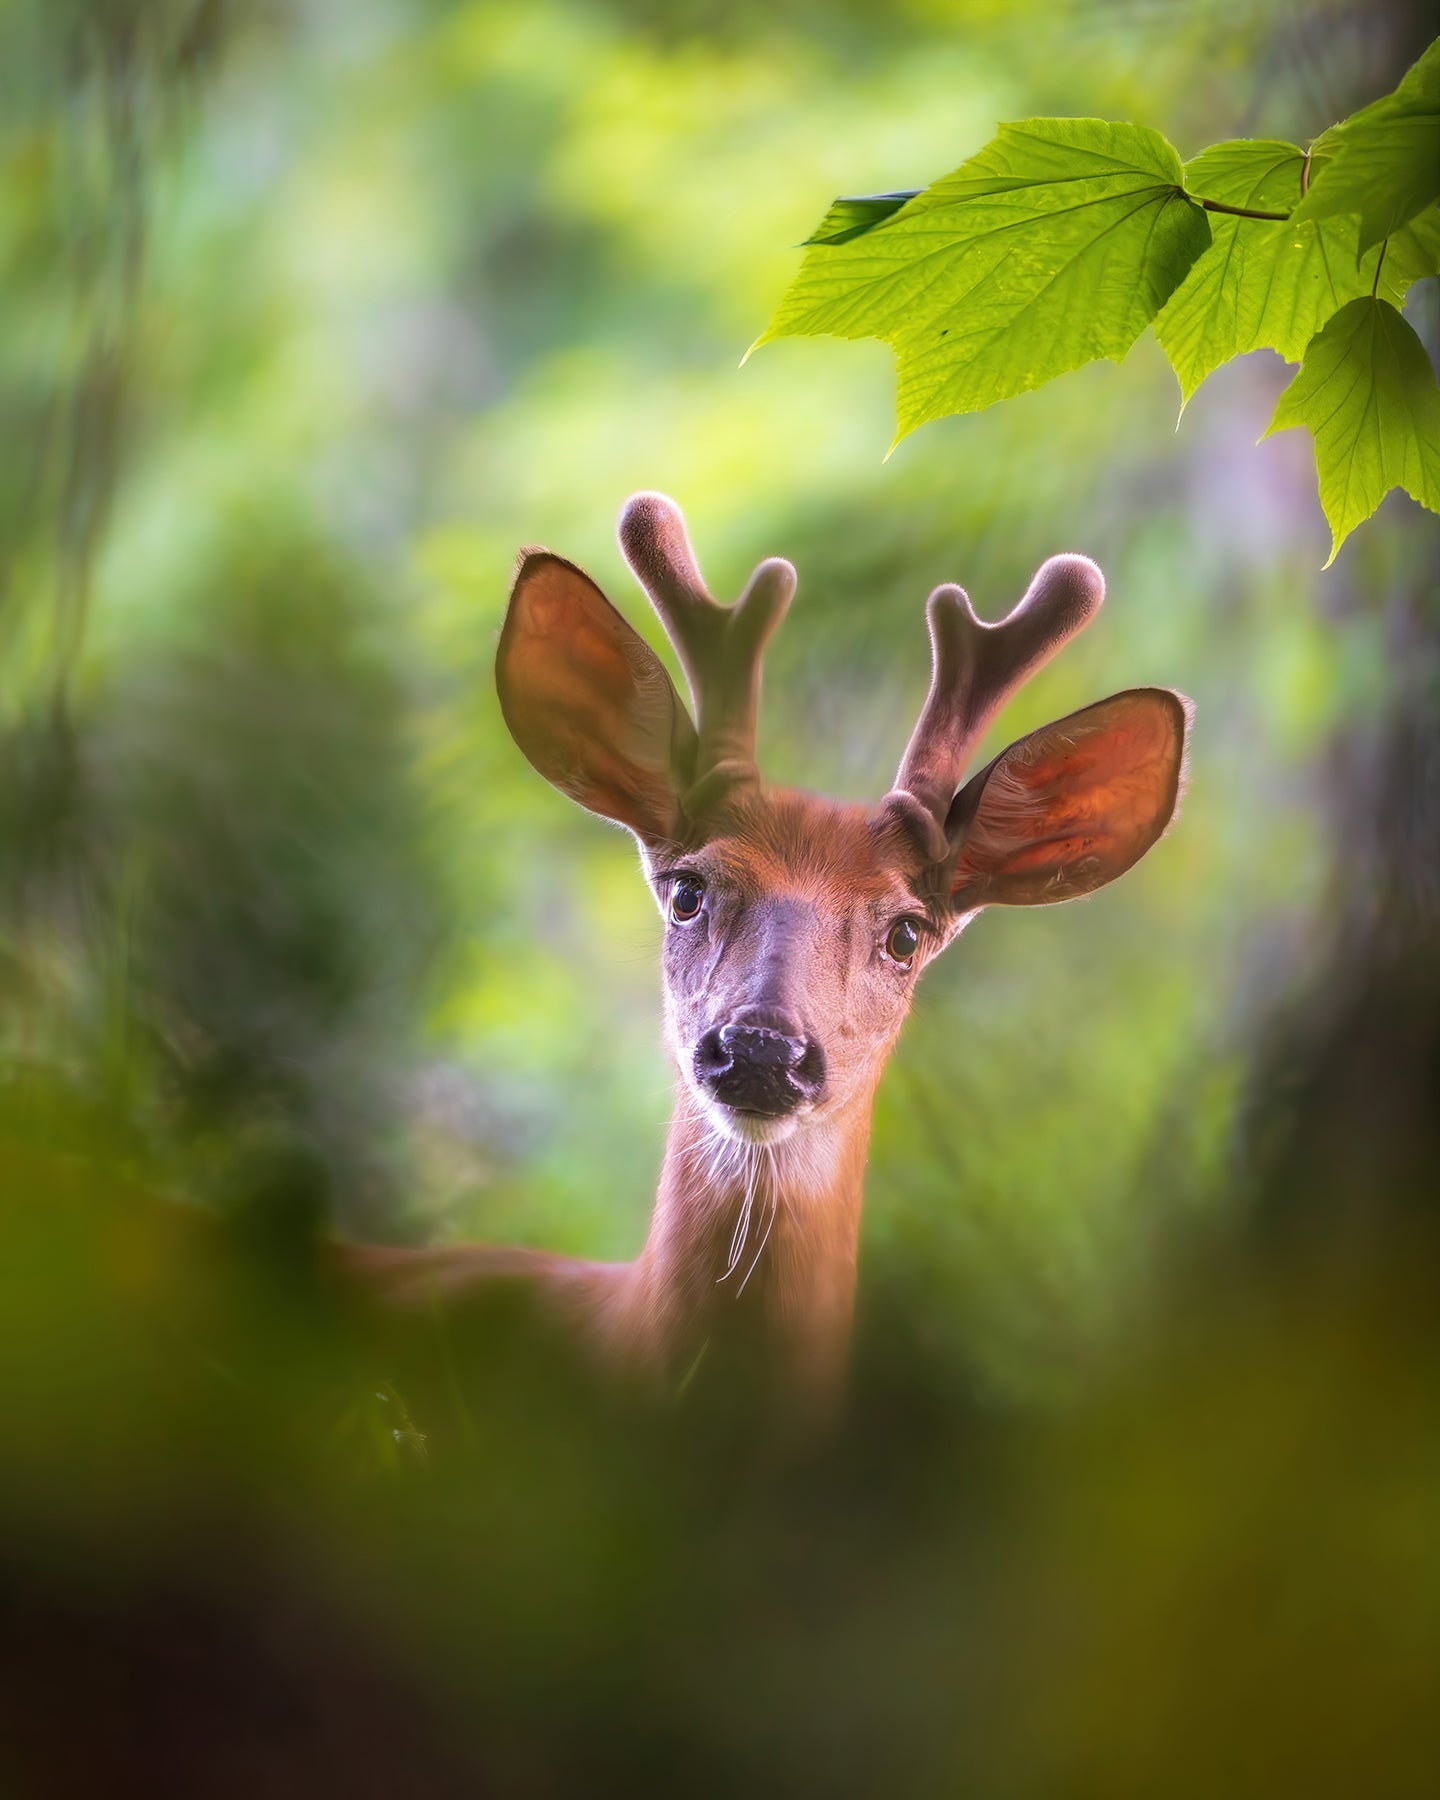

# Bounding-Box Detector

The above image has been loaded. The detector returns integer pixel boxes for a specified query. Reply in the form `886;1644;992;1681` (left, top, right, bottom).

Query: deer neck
629;1084;877;1401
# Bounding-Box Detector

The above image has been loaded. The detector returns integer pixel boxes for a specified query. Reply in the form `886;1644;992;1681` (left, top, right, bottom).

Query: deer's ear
945;689;1189;908
497;552;697;843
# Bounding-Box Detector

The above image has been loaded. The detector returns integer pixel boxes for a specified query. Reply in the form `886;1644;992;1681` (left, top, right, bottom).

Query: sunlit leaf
1155;138;1440;403
756;118;1210;441
1265;297;1440;564
1291;38;1440;252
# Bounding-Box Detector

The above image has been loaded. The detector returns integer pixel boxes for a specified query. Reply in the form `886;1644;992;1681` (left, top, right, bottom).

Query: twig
1193;195;1291;221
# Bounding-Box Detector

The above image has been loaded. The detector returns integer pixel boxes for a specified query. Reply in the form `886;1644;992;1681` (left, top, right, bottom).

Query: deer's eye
885;919;921;967
669;878;705;924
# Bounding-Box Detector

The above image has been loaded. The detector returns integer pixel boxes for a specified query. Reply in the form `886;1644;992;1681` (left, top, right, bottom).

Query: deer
345;494;1190;1415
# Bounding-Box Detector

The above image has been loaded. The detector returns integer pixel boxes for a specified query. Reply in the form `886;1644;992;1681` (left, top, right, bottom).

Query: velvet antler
888;555;1105;831
618;492;796;807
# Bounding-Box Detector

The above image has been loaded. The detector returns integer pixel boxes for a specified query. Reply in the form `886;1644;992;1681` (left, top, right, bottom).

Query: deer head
497;494;1188;1161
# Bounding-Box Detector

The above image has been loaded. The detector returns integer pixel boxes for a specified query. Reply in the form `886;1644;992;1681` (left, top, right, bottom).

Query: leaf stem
1300;149;1311;197
1372;237;1388;298
1192;195;1291;221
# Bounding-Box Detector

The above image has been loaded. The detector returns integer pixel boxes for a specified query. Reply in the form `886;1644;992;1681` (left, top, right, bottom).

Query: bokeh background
1;1;1436;1794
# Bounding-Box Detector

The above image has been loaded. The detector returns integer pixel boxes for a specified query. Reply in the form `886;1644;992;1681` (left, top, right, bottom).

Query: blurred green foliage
0;0;1436;1792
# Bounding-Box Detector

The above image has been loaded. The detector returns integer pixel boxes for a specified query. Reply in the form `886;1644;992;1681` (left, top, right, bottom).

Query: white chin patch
704;1101;801;1146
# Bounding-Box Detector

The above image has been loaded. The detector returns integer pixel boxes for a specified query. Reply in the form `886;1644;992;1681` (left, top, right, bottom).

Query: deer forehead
671;790;922;918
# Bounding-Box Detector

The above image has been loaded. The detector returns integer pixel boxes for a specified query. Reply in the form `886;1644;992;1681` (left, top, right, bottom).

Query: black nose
694;1011;825;1117
719;1023;805;1070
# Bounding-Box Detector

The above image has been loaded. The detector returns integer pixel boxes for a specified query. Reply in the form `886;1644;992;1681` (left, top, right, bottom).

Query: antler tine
618;491;796;797
891;554;1105;826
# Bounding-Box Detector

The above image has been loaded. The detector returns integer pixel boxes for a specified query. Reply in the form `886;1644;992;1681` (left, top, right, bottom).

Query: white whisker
717;1142;758;1283
737;1149;780;1295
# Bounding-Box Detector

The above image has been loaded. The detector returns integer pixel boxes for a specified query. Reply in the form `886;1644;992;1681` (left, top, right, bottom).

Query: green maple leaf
1265;296;1440;564
1155;137;1440;404
753;117;1211;442
1291;38;1440;252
